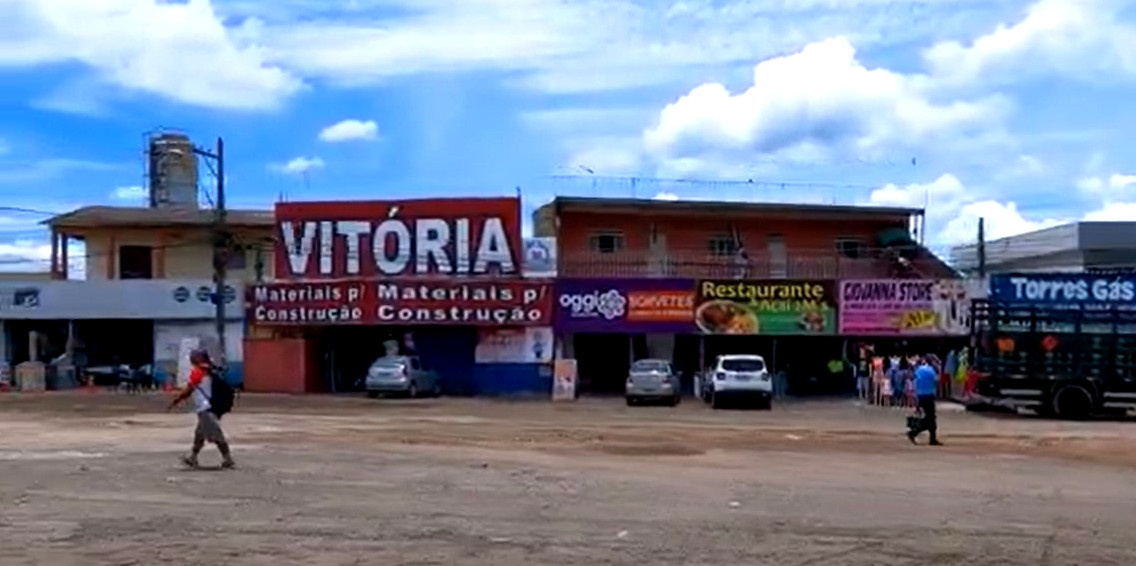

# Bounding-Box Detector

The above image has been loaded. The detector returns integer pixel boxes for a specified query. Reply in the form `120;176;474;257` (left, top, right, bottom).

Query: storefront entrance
315;325;478;394
700;334;850;396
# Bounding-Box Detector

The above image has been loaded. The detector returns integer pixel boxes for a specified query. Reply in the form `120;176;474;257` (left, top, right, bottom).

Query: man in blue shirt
908;357;943;446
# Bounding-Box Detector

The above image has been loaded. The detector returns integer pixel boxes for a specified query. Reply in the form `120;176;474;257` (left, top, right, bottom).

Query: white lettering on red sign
279;216;515;277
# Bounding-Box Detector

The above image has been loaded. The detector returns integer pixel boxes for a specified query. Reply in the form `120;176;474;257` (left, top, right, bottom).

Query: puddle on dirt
594;444;705;457
0;450;107;460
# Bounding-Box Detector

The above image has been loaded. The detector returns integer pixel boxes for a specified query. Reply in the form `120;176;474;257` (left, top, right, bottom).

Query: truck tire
1052;384;1094;420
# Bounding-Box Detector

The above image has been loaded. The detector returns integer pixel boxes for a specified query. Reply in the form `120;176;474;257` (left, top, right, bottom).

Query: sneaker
220;458;236;470
929;440;944;446
181;454;199;468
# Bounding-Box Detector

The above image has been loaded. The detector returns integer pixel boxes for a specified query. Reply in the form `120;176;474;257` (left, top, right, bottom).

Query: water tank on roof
147;132;199;209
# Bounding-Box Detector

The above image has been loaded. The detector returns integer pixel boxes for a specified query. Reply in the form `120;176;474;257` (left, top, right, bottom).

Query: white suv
701;355;772;410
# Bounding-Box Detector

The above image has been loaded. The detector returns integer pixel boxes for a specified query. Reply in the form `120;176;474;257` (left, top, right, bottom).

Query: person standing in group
168;349;235;469
871;356;886;405
908;356;943;446
856;344;872;401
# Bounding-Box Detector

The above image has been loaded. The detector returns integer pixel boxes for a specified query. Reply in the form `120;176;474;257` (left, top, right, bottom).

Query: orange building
534;197;957;396
534;197;953;280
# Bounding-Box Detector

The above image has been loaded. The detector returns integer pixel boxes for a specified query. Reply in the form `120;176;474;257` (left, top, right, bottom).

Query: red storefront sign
274;197;522;279
248;279;553;326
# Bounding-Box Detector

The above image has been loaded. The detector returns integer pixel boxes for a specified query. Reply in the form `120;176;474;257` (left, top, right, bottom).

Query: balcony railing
559;248;953;279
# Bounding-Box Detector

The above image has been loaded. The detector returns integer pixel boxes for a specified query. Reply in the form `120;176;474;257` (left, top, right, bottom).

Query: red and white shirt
188;366;213;414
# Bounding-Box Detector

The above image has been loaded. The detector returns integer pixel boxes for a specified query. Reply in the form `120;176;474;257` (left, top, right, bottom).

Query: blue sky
1;0;1135;273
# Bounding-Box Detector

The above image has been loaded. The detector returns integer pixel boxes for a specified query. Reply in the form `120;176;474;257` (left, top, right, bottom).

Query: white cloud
867;174;975;243
253;0;1007;95
318;119;379;142
0;239;52;272
1084;202;1136;221
868;174;968;210
865;174;1072;246
642;38;1007;173
653;192;678;201
940;200;1064;246
0;0;302;110
1077;173;1136;195
272;156;324;174
0;238;84;276
110;185;146;201
924;0;1136;87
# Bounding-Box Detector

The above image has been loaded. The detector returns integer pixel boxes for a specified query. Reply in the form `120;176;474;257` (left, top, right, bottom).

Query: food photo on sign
694;280;835;335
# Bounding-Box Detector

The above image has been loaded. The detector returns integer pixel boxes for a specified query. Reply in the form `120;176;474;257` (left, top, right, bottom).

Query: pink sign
839;279;962;335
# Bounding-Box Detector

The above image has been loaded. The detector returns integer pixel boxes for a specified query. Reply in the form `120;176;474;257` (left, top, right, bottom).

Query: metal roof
547;196;922;218
44;206;274;229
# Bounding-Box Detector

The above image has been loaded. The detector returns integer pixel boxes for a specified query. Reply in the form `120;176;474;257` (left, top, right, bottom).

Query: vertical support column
154;232;167;279
106;234;117;279
60;233;69;280
50;229;60;279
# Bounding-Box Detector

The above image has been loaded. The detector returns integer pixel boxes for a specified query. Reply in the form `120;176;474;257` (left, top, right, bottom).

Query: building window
709;235;739;257
225;247;247;270
588;232;625;254
119;245;153;279
836;238;866;259
768;234;787;278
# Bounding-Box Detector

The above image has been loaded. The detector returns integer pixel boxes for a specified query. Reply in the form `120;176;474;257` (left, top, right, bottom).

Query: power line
547;174;891;192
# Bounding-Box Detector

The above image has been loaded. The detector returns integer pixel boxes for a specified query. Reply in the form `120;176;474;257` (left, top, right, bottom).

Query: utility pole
192;137;226;366
977;217;986;279
212;137;227;367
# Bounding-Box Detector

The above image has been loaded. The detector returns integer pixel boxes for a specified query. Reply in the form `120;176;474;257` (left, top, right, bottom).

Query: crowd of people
853;345;969;406
850;344;971;446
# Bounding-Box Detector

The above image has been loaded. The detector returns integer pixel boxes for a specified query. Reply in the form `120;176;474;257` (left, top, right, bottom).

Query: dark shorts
195;410;226;443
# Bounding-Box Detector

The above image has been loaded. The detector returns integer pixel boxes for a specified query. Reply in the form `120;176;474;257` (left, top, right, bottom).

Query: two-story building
537;196;960;395
242;197;556;395
0;205;274;388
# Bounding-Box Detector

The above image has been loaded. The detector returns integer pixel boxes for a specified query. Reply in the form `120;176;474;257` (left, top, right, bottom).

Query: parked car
83;364;133;387
364;355;441;398
625;358;681;406
700;354;772;409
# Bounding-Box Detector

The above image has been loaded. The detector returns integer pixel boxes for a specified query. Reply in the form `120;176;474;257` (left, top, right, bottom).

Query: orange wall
243;338;320;393
557;211;904;255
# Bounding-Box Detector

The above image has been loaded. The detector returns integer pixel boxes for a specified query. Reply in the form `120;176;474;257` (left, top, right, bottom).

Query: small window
837;239;866;259
708;235;739;257
224;247;247;270
767;234;787;278
119;245;153;279
721;358;765;372
588;232;625;254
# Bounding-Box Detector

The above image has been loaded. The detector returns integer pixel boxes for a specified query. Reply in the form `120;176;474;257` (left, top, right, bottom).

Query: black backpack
208;367;236;418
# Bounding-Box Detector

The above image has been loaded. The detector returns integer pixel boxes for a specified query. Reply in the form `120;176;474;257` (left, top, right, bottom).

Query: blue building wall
414;327;550;397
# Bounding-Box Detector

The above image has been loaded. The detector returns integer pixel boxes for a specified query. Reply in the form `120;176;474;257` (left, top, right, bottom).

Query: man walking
908;356;943;446
168;350;235;469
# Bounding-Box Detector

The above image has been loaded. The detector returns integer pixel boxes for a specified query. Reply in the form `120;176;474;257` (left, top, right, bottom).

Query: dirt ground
1;393;1135;565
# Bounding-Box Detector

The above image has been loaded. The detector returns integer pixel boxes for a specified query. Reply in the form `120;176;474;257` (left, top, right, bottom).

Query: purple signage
554;278;696;333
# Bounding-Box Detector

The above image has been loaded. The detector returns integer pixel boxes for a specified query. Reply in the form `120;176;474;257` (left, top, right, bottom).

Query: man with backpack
168;349;235;469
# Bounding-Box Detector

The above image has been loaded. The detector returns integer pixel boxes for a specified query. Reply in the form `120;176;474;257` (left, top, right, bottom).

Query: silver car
625;359;681;406
364;355;441;398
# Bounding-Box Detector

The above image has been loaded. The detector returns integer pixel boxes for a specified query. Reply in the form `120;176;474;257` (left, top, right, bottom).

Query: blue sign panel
990;273;1136;306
